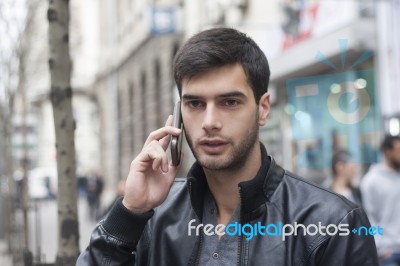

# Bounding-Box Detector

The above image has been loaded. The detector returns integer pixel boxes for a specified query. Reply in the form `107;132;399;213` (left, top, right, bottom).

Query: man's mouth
198;139;229;154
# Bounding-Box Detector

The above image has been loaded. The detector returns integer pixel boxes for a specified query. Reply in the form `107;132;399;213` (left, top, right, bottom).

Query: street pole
20;51;33;266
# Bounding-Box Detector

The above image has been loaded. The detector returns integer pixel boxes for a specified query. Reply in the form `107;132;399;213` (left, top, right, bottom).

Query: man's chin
193;147;227;159
196;156;232;170
200;162;231;171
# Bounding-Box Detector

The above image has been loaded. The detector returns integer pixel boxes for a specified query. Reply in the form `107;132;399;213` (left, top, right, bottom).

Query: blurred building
258;0;399;183
257;0;382;183
11;114;38;166
93;0;183;187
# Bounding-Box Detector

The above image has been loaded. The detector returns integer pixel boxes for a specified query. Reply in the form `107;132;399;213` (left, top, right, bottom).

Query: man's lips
199;138;228;145
198;138;229;154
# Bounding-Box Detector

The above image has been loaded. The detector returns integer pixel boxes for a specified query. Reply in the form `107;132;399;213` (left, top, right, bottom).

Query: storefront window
286;68;381;177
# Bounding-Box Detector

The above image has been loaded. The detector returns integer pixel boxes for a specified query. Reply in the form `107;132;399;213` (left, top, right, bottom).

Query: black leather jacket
77;145;378;265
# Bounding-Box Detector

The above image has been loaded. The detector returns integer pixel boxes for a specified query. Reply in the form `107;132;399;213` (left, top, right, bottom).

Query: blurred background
1;0;399;265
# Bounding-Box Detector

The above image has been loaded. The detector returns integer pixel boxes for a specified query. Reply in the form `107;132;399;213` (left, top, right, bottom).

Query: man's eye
223;99;239;107
187;101;204;108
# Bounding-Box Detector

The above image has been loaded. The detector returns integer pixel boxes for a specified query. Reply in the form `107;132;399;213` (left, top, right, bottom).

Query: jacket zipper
194;232;204;265
237;186;245;266
189;181;204;266
237;235;243;266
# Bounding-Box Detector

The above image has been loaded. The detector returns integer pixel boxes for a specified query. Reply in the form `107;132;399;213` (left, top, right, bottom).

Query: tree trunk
47;0;80;265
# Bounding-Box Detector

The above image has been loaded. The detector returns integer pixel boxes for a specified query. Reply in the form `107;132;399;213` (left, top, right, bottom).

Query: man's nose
201;104;222;132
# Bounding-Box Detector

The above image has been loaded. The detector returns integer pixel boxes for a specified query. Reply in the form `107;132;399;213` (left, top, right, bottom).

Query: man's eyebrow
182;91;246;100
182;94;202;100
217;91;246;98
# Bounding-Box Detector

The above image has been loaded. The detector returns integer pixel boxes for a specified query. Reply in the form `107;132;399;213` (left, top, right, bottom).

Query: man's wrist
122;198;152;214
102;197;154;246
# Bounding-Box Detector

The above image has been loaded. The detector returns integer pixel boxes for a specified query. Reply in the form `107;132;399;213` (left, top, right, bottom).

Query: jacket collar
186;143;285;221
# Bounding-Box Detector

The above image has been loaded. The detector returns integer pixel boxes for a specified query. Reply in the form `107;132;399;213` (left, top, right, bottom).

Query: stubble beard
186;114;260;171
390;157;400;171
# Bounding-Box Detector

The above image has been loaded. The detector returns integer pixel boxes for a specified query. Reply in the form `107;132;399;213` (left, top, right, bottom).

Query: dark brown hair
331;150;351;177
381;134;400;152
173;28;270;103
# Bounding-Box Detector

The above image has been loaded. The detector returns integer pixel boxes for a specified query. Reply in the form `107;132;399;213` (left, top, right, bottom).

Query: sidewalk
0;197;97;265
0;240;12;266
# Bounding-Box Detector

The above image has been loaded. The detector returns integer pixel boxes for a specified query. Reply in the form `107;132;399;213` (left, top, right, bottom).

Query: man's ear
258;92;270;126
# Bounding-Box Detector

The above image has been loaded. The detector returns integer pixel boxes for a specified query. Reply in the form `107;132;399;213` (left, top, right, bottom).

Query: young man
361;135;400;266
77;28;378;265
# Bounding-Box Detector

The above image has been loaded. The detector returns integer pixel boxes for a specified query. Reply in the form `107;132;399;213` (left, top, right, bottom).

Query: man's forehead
181;66;252;99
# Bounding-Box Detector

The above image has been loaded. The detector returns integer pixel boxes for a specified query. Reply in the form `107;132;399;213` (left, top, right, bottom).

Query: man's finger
144;126;181;147
152;142;169;172
159;133;172;151
158;115;174;150
165;115;173;127
166;152;184;176
152;157;162;171
137;143;164;163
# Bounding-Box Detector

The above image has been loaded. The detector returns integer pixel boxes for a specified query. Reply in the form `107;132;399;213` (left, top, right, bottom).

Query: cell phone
170;101;183;166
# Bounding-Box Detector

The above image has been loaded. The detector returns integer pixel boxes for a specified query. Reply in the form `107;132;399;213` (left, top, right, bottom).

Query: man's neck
203;143;262;225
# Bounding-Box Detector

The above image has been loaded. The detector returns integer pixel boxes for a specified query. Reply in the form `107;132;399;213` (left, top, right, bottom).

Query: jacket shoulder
278;171;360;220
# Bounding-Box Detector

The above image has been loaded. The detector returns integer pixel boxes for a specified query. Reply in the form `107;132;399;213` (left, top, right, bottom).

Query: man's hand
122;115;183;213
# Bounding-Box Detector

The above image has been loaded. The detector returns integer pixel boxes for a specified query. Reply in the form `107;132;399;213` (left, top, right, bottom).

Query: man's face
181;64;270;170
386;140;400;170
335;161;356;183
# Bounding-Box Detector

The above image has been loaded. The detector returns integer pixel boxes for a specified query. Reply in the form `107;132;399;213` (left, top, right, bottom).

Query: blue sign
150;7;178;35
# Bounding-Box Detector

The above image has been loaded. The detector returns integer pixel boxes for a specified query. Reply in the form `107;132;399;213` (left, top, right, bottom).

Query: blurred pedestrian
44;176;55;199
361;134;400;266
13;169;23;207
86;171;104;221
77;172;88;198
330;150;362;206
